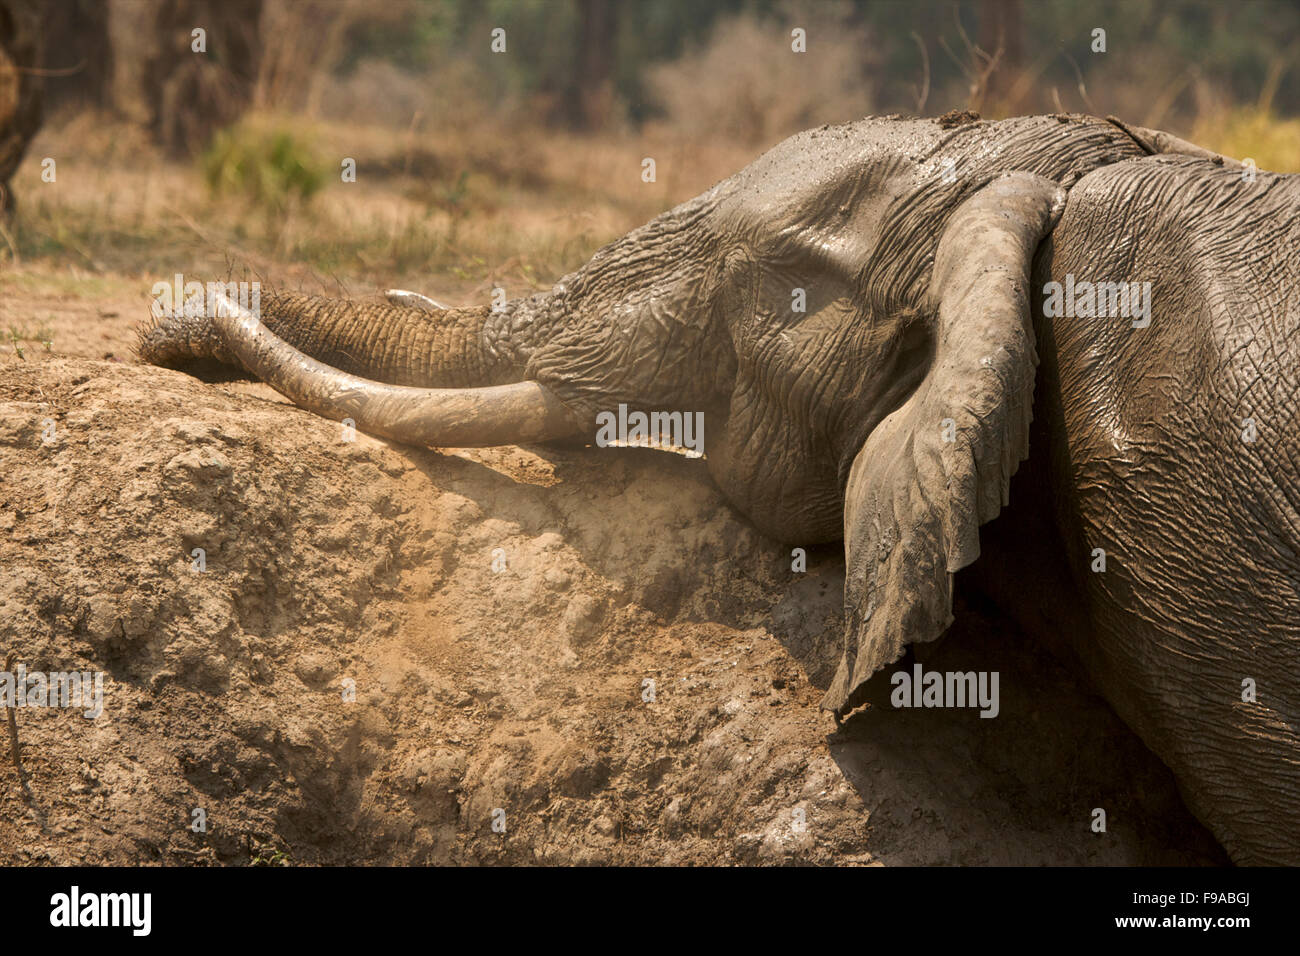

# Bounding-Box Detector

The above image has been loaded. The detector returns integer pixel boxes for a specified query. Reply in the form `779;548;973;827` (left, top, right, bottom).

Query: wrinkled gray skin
140;113;1300;865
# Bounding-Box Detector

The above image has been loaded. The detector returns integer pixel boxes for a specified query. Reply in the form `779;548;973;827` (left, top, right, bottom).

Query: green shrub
201;122;327;208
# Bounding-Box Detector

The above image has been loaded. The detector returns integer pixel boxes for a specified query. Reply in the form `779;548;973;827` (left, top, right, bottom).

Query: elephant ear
823;172;1065;716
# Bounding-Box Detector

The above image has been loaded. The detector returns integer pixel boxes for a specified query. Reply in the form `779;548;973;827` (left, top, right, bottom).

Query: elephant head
142;113;1148;702
140;112;1298;862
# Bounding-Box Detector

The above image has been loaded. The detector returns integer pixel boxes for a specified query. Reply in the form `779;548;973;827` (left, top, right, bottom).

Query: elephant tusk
206;292;582;448
384;289;449;312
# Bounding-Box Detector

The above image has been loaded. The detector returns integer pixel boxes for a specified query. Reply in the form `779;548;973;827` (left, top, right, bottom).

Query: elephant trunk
196;292;583;447
137;289;541;389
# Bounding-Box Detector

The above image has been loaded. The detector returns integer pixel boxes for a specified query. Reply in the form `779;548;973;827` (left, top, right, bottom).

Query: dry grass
3;106;757;304
1192;107;1300;173
4;67;1295;319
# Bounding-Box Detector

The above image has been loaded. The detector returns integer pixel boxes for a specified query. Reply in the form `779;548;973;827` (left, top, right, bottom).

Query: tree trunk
567;0;618;130
142;0;262;156
979;0;1022;114
0;0;43;213
40;0;113;112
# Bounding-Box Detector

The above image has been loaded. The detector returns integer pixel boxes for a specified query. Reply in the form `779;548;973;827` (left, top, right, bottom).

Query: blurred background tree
26;0;1300;149
39;0;113;112
3;0;1298;333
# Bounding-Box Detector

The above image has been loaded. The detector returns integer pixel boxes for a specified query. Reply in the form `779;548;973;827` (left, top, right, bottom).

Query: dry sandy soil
0;283;1230;866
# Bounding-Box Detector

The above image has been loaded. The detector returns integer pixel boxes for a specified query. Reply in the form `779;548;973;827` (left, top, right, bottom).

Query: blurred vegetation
202;122;327;208
315;0;1300;167
5;0;1298;293
324;0;1300;129
1194;108;1300;175
35;0;1300;138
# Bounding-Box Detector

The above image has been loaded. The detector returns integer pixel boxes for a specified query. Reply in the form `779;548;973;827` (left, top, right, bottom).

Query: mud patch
0;358;1225;864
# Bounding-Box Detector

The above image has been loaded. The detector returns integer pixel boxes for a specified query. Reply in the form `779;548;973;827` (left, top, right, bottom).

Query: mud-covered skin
140;113;1300;864
1029;157;1300;865
137;291;546;388
528;115;1144;543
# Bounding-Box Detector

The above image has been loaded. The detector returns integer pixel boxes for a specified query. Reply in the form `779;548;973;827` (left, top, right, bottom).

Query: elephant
138;112;1300;865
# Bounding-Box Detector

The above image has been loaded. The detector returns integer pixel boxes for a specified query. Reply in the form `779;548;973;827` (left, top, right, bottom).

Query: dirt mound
0;357;1225;864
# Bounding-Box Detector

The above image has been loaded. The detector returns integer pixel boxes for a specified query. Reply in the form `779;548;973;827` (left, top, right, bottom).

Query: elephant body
1031;157;1300;864
140;113;1300;864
